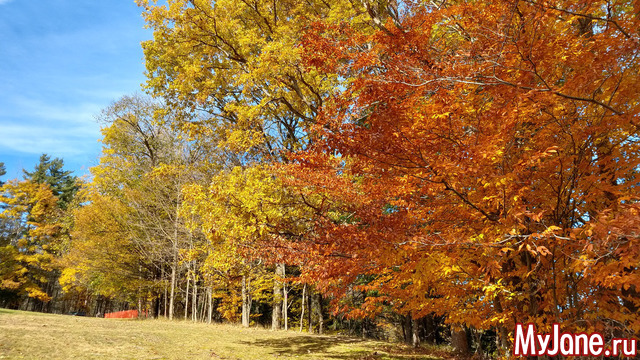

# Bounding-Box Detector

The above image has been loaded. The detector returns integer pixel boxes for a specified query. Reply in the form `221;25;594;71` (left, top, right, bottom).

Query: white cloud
0;96;104;158
0;122;100;156
6;96;103;124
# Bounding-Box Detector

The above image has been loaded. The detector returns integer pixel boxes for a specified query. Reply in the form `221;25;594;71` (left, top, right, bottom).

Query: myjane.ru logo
514;323;637;357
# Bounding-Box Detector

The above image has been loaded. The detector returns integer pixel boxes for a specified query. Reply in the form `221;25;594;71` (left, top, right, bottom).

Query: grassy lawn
0;309;450;360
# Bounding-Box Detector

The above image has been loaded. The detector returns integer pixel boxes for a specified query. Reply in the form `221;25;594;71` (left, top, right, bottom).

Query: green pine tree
0;162;5;186
23;154;79;209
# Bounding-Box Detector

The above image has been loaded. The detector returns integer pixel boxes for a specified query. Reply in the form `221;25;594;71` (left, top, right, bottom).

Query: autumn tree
289;0;640;352
60;187;146;305
0;179;67;309
181;164;315;326
0;155;77;311
63;95;216;318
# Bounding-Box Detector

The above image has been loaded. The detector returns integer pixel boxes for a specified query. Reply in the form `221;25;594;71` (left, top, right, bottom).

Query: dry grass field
0;309;449;360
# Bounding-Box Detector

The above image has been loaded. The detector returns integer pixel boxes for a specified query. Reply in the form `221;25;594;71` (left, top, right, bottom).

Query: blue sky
0;0;151;181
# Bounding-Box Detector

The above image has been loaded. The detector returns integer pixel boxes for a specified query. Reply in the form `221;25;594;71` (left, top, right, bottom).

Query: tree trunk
163;283;167;317
313;292;323;334
192;274;198;322
242;274;251;327
198;287;206;322
411;317;420;347
169;186;181;320
138;264;143;319
207;287;213;324
272;263;285;330
403;314;412;344
283;266;288;331
168;252;177;320
451;326;470;355
422;314;439;345
137;296;143;319
299;283;306;332
493;295;509;350
307;288;313;333
473;328;483;356
184;271;190;320
362;318;367;338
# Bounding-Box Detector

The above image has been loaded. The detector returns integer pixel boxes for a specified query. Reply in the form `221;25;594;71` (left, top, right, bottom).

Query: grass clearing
0;309;449;360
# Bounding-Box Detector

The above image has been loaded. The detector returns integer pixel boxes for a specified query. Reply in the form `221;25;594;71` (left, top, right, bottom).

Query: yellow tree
182;164;315;326
63;95;216;318
0;180;65;306
138;0;366;154
60;187;146;303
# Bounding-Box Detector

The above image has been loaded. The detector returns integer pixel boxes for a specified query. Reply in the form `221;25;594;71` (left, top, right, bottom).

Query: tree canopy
289;0;640;343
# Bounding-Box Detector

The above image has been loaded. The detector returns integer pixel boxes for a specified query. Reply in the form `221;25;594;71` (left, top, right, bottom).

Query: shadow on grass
239;334;371;359
239;334;445;360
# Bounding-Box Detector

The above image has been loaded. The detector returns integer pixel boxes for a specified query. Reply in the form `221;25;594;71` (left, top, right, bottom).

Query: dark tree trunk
307;288;313;333
403;314;413;344
451;327;470;355
313;292;323;334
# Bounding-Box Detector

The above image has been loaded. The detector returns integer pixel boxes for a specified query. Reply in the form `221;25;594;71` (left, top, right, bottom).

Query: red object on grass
104;310;147;319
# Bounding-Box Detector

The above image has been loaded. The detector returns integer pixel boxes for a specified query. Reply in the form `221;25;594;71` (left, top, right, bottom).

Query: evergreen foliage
23;154;78;209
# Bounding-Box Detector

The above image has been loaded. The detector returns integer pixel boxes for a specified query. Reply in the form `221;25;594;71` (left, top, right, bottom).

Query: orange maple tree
286;0;640;347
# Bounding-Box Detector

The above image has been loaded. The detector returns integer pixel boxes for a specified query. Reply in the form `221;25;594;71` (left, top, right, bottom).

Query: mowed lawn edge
0;309;449;360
